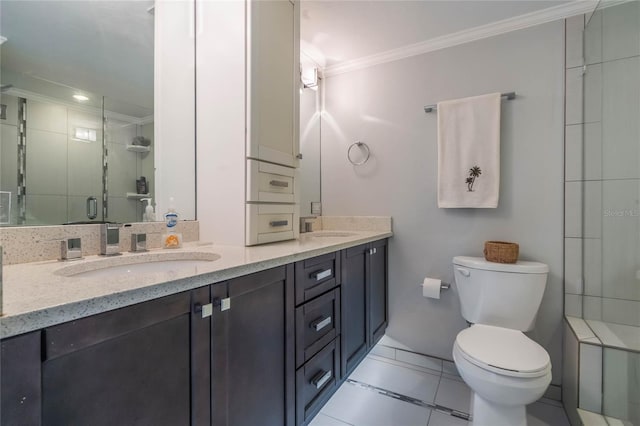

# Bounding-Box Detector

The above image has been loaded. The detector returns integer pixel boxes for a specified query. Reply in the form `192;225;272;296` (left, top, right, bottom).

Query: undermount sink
56;251;221;278
307;231;357;238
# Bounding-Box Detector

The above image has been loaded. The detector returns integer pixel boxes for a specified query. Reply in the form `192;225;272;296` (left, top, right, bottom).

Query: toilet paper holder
418;282;451;290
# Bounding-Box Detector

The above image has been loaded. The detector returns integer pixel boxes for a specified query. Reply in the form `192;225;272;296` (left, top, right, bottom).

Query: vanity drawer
296;288;341;368
295;252;341;305
246;203;299;246
296;339;340;426
246;159;298;203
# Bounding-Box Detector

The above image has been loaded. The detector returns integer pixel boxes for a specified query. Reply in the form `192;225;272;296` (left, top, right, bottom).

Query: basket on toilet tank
483;241;519;263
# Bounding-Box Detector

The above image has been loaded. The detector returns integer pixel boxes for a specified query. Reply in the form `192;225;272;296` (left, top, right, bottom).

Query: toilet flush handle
455;267;471;277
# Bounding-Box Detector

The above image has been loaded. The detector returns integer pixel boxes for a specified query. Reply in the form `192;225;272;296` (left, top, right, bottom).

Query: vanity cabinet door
40;288;211;426
1;331;42;426
341;239;389;379
211;265;295;426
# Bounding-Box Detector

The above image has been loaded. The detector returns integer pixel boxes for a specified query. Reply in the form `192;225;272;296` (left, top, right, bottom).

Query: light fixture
73;127;97;142
301;66;318;90
0;36;7;45
73;94;90;102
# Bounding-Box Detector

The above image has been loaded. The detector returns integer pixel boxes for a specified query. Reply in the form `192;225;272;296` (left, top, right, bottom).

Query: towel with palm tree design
436;92;501;208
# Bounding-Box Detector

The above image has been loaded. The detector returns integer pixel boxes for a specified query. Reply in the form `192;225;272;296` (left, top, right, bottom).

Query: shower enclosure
563;1;639;425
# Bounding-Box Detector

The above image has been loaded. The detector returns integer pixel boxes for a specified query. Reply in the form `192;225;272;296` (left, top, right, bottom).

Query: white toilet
451;256;552;426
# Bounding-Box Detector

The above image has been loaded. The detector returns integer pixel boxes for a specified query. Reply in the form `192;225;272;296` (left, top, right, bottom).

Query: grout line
346;379;472;422
320;413;355;426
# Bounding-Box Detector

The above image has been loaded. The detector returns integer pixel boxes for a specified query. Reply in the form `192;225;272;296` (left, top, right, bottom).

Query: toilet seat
455;324;550;378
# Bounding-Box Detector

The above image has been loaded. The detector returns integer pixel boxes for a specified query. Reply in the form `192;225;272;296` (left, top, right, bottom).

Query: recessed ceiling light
73;94;89;101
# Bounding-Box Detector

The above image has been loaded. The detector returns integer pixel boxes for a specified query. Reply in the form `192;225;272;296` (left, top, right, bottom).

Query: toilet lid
456;325;550;374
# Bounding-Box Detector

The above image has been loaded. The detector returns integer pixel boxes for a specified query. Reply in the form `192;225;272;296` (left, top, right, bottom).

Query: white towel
437;92;501;208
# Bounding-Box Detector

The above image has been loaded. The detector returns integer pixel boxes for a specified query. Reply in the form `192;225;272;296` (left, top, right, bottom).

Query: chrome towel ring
347;141;370;166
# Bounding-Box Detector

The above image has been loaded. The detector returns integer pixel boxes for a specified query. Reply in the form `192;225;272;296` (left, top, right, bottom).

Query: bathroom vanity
0;230;390;426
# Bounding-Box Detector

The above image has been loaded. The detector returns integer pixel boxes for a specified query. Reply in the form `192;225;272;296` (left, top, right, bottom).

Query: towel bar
423;92;516;113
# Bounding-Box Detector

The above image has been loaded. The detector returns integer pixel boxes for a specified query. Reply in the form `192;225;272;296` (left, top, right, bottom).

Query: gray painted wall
321;21;565;384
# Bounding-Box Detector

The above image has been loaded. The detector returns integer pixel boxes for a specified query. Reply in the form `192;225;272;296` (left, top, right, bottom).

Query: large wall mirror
0;0;195;226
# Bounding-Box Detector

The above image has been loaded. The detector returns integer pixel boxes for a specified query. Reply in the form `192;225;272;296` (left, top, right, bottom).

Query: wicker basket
484;241;519;264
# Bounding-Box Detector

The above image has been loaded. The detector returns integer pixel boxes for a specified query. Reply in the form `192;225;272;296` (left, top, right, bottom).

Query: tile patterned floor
309;354;571;426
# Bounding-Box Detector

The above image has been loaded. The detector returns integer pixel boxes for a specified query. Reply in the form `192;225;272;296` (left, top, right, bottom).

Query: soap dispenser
163;197;182;248
141;198;155;222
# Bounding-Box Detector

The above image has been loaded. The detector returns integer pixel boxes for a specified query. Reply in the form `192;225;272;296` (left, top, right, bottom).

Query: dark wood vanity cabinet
341;239;388;379
211;265;295;426
0;239;388;426
1;331;42;426
41;288;211;426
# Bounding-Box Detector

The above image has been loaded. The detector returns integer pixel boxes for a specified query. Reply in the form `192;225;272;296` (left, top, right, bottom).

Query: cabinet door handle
269;220;289;227
311;268;332;281
310;316;332;332
269;180;289;188
194;303;213;318
311;369;332;389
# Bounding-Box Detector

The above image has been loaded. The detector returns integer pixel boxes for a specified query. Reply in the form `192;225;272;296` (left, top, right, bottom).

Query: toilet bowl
453;324;551;426
451;256;551;426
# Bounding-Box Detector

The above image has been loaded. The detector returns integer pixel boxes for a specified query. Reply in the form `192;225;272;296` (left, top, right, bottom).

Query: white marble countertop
1;230;392;339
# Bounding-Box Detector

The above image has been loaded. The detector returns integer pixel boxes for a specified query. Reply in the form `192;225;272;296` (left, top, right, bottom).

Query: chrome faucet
100;223;121;256
130;233;147;252
299;216;317;233
60;237;83;261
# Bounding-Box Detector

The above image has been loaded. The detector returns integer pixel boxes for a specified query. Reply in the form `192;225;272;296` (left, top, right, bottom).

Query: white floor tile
395;349;443;372
428;411;469;426
369;344;395;360
349;356;440;403
434;377;472;414
308;413;354;426
527;401;571;426
321;382;431;426
442;361;460;377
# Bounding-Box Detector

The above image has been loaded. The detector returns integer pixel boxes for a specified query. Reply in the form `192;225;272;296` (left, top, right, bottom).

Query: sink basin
56;251;221;278
307;231;357;238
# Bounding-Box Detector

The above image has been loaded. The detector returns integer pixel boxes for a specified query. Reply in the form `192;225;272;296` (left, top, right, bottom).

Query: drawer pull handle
269;180;289;188
311;370;332;389
269;220;289;227
311;269;332;281
310;316;332;332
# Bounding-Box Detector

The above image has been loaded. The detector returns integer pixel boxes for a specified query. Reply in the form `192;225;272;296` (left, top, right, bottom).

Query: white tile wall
601;179;639;302
583;295;603;321
565;15;585;69
602;56;640;180
584;63;602;124
602;298;640;327
565;293;583;317
108;142;138;196
26;100;67;134
26;129;67;196
583;122;602;181
583;238;602;296
565;67;584;125
565;182;583;238
25;194;67;225
602;348;631;421
584;11;602;65
564;238;583;294
563;320;581;426
579;343;603;413
107;196;139;224
583;180;602;238
564;125;582;182
602;0;640;62
67;138;103;197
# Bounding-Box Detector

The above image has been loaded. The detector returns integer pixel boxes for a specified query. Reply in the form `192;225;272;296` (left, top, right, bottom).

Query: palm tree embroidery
466;166;482;192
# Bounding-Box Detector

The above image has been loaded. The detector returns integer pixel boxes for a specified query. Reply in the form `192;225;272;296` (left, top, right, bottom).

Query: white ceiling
1;0;154;117
300;0;572;68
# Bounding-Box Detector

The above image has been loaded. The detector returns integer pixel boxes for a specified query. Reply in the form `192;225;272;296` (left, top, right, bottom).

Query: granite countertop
1;230;392;339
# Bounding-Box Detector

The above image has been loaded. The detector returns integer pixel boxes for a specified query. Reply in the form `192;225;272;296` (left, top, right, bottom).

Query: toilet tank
453;256;549;331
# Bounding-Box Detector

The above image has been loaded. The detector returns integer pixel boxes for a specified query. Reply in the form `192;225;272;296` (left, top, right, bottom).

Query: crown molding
323;1;599;77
